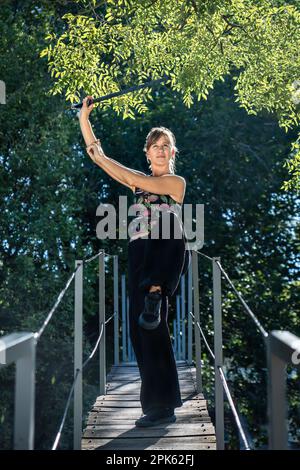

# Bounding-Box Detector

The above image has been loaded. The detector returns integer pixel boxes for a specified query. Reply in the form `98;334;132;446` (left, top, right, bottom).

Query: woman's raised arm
87;143;186;202
79;96;185;202
79;96;146;191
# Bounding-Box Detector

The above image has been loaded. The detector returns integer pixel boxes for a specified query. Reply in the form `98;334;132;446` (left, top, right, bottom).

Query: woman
79;96;190;427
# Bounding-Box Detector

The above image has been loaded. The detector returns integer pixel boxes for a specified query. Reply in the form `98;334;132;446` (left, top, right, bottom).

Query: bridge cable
35;250;115;340
214;260;268;339
189;311;251;451
52;310;118;450
195;251;268;339
195;250;213;262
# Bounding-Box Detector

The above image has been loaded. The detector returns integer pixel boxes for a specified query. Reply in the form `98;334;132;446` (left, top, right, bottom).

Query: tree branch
221;14;248;34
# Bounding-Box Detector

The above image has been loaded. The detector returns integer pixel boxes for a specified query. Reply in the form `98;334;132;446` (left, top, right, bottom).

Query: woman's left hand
86;142;103;163
86;143;97;162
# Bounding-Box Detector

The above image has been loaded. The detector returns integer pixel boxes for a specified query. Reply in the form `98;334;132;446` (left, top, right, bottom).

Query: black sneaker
138;290;162;330
135;408;176;427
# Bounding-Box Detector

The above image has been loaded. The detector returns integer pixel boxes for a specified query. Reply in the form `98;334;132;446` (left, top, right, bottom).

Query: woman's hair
143;126;178;174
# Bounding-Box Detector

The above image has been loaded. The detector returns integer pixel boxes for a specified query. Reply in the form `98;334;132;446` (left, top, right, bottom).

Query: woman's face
146;135;175;173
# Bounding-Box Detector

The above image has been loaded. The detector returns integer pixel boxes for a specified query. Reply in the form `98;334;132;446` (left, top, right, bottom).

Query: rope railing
217;367;251;451
189;311;251;451
52;368;81;451
35;267;79;340
195;250;268;339
215;260;268;339
51;308;118;450
35;250;106;340
195;250;213;262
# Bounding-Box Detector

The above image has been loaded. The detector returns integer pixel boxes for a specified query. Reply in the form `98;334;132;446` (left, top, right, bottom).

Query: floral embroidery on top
129;187;184;241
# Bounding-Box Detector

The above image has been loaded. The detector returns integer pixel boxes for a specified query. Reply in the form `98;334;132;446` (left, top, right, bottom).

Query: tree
42;0;300;191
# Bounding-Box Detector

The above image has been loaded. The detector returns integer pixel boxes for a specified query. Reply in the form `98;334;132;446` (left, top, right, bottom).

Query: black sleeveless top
129;173;186;242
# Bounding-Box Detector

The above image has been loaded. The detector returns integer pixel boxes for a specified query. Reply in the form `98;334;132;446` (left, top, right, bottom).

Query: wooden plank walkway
82;361;216;450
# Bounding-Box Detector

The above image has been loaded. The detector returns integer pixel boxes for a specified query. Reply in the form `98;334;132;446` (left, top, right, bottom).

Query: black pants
128;235;190;414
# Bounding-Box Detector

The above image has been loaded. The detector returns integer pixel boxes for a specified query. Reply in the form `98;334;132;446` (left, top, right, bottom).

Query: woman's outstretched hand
78;95;94;121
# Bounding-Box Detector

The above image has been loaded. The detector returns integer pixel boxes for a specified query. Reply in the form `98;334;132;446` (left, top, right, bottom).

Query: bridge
0;249;299;450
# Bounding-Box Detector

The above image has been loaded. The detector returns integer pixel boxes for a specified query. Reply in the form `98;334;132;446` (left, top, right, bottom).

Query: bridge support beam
213;257;224;450
187;261;193;365
192;250;202;392
74;259;83;450
99;251;106;395
113;255;119;365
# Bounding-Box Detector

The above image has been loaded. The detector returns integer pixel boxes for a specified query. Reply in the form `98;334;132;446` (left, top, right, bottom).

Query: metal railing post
127;294;131;361
15;335;36;450
187;261;193;365
0;332;36;449
192;250;202;392
74;260;83;450
99;250;106;395
267;331;293;450
268;341;287;449
176;295;181;360
181;274;186;361
173;319;177;358
113;256;119;365
127;296;135;362
121;274;127;362
212;257;224;450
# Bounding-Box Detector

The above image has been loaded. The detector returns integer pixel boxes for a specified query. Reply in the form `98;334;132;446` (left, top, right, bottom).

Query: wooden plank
90;411;209;418
106;382;195;394
107;371;197;378
109;361;189;367
89;411;209;421
106;377;197;383
87;411;211;420
82;437;216;450
88;406;210;415
107;371;197;377
85;420;211;427
104;391;203;400
94;400;208;408
97;397;204;403
94;399;207;407
92;406;209;414
106;376;197;382
106;375;197;380
83;423;215;439
96;393;205;401
105;386;198;391
86;417;211;425
88;408;210;418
